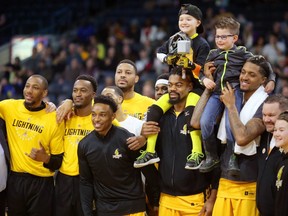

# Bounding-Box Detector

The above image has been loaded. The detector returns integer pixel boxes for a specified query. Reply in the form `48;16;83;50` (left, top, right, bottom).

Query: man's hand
220;82;236;109
45;101;56;113
198;189;217;216
126;136;147;151
203;78;216;90
25;142;50;164
141;121;160;137
56;99;74;123
177;56;195;69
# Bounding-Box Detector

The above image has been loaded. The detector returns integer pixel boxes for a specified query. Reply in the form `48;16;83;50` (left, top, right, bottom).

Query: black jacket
257;131;282;216
156;109;219;196
157;34;210;96
78;126;159;216
275;152;288;216
200;45;253;94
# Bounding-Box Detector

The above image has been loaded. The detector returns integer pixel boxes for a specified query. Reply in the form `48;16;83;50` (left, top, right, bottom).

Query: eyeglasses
215;35;234;40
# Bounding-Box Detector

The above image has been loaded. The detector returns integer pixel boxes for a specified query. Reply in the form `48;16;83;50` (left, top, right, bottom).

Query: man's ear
42;89;48;98
135;75;139;84
261;77;267;85
118;95;124;104
111;112;116;121
188;82;193;92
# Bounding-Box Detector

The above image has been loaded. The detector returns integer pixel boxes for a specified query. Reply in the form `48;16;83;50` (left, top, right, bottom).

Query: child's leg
134;93;172;168
199;94;224;173
184;92;202;154
146;93;171;153
184;92;204;169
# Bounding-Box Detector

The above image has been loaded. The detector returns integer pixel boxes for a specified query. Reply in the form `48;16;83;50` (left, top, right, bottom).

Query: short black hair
30;74;48;90
76;74;98;92
156;73;169;81
169;66;197;84
104;86;124;98
246;55;271;79
117;59;137;74
94;95;118;113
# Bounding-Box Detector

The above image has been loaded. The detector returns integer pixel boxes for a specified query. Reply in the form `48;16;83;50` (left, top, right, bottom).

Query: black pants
54;172;84;216
0;189;6;216
7;172;54;216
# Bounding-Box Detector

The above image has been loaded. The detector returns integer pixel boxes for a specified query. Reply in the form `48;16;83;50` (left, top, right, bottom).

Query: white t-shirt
0;144;7;192
119;116;144;136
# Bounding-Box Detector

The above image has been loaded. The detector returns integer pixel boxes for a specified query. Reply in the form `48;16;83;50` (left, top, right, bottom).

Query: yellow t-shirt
60;114;94;176
122;93;155;120
0;99;64;177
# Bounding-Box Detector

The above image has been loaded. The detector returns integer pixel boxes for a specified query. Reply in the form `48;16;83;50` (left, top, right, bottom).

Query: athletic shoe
134;151;160;168
185;152;204;170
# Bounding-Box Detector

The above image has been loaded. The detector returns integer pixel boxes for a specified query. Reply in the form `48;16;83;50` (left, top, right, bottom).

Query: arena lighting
10;35;51;62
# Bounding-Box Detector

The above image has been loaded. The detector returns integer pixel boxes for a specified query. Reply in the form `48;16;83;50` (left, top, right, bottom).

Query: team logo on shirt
276;165;284;191
180;124;189;135
112;149;122;159
12;118;44;140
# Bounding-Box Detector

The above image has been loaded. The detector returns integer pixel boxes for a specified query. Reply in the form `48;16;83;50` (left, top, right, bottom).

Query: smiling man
78;95;159;216
212;56;272;216
0;74;64;216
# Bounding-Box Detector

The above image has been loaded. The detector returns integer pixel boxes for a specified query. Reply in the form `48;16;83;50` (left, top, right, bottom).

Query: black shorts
7;172;54;216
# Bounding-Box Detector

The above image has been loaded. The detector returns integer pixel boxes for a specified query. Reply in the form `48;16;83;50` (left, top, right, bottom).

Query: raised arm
220;83;265;146
190;88;212;129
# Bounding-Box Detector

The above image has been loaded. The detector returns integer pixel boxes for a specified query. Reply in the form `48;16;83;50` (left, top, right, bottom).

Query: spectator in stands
24;46;40;73
262;33;286;66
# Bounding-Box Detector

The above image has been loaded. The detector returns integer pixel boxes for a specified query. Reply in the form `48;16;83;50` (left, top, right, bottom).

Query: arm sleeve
43;153;63;171
267;61;276;82
141;165;160;207
209;166;221;190
157;53;167;63
78;142;94;216
156;40;169;55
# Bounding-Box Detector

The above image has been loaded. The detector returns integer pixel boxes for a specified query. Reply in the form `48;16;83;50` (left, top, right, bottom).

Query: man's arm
126;135;147;151
221;83;265;146
78;142;94;216
190;88;212;129
56;99;74;123
141;165;160;208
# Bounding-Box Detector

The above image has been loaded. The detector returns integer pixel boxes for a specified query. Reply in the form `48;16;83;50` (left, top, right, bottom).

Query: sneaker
185;152;204;170
199;154;220;173
134;151;160;168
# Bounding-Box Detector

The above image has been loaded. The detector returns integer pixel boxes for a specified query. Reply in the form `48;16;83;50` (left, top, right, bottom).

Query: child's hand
204;62;216;80
264;80;275;94
164;54;179;66
203;78;216;90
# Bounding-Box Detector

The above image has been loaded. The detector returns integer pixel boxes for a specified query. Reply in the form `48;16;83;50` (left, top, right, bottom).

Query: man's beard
168;92;180;104
118;85;130;93
74;104;84;109
24;100;36;107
